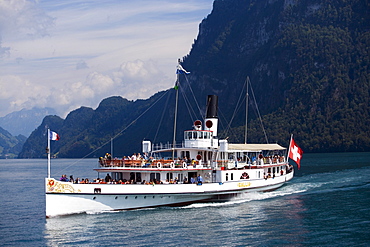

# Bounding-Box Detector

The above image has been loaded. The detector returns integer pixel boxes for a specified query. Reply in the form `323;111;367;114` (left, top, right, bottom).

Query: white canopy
227;143;286;152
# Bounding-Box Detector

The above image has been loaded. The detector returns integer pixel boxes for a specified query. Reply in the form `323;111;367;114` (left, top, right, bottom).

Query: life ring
48;179;55;186
170;162;175;168
156;162;162;168
196;154;202;160
182;162;187;168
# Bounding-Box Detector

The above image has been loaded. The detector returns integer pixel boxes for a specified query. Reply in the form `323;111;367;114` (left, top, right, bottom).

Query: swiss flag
288;138;303;169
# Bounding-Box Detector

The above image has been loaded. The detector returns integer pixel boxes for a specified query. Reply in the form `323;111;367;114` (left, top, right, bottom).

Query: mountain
18;93;174;158
0;107;57;137
0;126;26;158
183;0;370;152
19;0;370;158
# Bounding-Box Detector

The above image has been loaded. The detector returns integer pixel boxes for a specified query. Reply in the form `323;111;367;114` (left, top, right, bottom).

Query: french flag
49;131;60;141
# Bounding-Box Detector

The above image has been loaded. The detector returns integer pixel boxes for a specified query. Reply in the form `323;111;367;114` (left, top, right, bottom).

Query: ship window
226;173;229;181
268;168;271;173
166;173;173;180
150;173;160;182
187;132;192;139
193;131;197;139
231;173;234;180
199;132;203;139
277;167;279;173
136;173;142;183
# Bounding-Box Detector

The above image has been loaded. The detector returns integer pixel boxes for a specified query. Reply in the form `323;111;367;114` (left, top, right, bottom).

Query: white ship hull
45;171;293;217
45;93;301;217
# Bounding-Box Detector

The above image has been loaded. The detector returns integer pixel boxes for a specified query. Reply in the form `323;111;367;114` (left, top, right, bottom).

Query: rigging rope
54;90;170;175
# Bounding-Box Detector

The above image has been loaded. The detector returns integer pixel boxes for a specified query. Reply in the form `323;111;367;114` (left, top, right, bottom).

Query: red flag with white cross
288;138;303;169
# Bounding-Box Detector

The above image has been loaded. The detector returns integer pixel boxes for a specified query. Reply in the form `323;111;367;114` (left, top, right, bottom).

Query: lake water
0;153;369;246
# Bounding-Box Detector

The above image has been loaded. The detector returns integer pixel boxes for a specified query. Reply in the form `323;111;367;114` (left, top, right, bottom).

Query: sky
0;0;214;117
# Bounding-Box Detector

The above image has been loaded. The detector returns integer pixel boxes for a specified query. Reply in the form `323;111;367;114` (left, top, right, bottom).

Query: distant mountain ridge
0;107;56;137
19;0;370;158
0;126;26;158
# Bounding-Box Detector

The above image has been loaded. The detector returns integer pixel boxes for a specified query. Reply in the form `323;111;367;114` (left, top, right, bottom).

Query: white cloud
0;0;214;117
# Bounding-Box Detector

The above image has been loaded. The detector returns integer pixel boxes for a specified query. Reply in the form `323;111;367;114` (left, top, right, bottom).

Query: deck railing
98;155;286;170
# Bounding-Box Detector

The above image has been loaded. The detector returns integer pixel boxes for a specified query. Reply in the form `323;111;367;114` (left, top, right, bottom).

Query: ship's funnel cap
206;95;218;118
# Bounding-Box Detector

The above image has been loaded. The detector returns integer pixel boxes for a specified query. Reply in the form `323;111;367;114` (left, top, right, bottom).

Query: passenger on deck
69;175;74;183
137;153;142;160
197;174;203;185
60;174;68;182
105;173;112;183
143;153;149;160
191;159;196;167
131;153;137;160
105;153;112;160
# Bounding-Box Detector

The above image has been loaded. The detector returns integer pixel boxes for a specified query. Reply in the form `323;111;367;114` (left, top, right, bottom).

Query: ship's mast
245;77;249;144
172;59;181;160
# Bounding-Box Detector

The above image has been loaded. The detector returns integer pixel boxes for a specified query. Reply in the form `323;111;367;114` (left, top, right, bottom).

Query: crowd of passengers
60;173;205;185
99;153;199;166
100;152;285;165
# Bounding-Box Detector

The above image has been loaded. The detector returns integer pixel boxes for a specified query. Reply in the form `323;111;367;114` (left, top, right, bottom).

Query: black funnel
206;95;218;118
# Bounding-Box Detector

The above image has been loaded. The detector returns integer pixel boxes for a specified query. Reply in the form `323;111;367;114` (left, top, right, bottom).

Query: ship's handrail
216;156;286;169
152;142;184;151
98;158;211;169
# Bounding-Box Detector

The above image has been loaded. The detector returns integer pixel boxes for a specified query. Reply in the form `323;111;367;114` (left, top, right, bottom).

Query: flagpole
172;59;180;160
47;128;51;178
286;133;293;163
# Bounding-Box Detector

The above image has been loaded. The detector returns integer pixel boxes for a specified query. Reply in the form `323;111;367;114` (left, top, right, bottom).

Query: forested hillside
0;127;26;158
183;0;369;152
19;0;370;158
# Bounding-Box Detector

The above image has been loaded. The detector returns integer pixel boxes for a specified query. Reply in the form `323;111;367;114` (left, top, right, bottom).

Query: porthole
135;196;137;199
144;196;146;199
93;197;96;200
115;196;118;199
125;196;128;199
